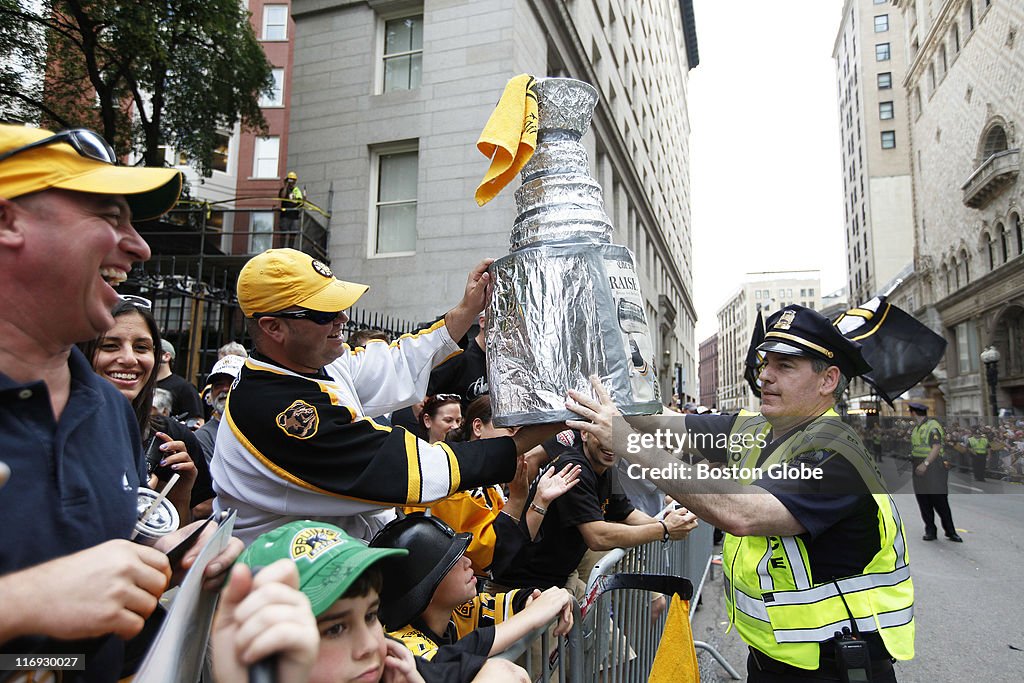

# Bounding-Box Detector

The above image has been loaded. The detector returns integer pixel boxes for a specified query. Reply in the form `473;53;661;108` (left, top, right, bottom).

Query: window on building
252;136;280;178
953;24;961;52
966;1;975;31
211;132;230;173
874;15;889;32
1013;214;1023;255
800;288;806;297
249;212;274;254
982;124;1009;160
262;5;288;41
373;148;418;255
881;131;896;149
382;15;423;92
878;72;892;89
879;101;894;120
875;43;890;61
956;322;979;374
873;0;886;4
259;68;285;107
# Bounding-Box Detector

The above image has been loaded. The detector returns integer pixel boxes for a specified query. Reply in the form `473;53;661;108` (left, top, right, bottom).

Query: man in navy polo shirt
0;124;239;681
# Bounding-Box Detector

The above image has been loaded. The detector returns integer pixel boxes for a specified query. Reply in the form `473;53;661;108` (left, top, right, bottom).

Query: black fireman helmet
369;513;472;630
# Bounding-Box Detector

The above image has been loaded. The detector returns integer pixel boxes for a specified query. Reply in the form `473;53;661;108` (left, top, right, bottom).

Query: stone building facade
715;271;822;412
894;0;1024;416
288;0;700;404
698;333;718;410
834;0;915;306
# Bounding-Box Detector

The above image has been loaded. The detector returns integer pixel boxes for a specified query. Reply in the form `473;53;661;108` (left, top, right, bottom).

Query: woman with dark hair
417;394;463;444
79;298;214;524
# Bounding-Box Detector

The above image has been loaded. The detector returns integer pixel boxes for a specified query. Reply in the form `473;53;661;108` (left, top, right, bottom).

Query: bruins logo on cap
774;310;796;330
276;399;320;439
291;527;344;561
311;260;333;278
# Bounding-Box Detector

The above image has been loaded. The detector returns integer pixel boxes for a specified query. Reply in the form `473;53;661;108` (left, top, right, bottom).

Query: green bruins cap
237;520;407;616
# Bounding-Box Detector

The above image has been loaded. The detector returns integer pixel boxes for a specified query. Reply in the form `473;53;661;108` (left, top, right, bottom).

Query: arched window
953;257;961;289
1013;213;1023;256
953;23;961;52
983;231;995;269
940;45;948;75
983;125;1009;160
999;222;1009;262
960;249;971;285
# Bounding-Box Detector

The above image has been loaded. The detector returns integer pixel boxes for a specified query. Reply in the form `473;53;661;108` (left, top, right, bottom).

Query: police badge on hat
774;310;796;330
311;260;333;278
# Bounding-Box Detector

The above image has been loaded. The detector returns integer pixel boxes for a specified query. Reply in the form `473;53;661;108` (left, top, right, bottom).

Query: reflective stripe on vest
911;419;943;459
721;410;915;670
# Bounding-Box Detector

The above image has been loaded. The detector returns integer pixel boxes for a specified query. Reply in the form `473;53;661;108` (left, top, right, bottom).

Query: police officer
568;305;914;682
908;402;961;542
967;429;990;482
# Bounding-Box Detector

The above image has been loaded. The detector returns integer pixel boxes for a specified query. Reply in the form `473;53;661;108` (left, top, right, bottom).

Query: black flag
833;297;946;406
744;311;766;398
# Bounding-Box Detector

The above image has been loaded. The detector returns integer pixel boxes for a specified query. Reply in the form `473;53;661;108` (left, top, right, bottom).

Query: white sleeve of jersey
336;320;460;416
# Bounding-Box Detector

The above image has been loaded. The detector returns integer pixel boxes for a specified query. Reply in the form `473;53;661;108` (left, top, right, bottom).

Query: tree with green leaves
0;0;273;176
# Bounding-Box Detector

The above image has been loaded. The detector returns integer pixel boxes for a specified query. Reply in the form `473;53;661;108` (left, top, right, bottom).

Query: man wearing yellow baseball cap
212;248;565;545
0;124;241;680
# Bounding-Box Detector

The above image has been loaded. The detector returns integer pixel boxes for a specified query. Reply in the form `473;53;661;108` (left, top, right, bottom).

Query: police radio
832;577;872;682
833;627;871;683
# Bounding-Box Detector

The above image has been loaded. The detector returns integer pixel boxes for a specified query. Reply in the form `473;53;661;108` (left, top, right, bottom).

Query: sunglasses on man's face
0;128;117;165
253;309;344;325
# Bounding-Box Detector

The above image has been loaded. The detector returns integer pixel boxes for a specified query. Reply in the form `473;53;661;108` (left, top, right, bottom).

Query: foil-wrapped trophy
487;77;662;427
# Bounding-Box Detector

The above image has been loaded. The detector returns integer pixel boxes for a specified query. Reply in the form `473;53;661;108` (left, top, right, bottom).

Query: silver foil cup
488;244;661;427
487;77;663;426
135;487;179;545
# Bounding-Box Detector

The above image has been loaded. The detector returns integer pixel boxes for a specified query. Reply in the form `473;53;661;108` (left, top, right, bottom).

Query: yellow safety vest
968;436;989;455
721;409;915;670
911;419;944;459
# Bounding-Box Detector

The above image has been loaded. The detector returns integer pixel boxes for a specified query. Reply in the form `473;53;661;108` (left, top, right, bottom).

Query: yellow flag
474;74;538;206
648;594;700;683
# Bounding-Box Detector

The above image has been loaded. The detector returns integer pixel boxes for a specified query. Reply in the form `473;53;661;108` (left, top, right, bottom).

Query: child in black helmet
369;513;574;663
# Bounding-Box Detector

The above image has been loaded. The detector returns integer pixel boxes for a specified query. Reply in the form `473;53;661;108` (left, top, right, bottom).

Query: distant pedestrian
909;402;961;542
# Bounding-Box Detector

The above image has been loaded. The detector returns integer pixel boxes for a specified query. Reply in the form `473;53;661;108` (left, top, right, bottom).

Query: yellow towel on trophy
474;74;538;206
648;595;699;683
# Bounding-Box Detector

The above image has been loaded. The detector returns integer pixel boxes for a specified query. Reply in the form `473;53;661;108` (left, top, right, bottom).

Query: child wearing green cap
211;520;529;683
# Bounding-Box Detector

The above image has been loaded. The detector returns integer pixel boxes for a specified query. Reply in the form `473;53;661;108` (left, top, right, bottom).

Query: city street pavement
691;467;1024;681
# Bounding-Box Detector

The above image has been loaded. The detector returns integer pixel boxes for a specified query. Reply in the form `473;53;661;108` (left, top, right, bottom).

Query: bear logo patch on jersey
276;400;319;439
291;527;344;561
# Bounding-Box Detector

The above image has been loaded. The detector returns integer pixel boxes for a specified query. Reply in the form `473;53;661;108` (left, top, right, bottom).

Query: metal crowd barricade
495;601;583;683
580;505;741;681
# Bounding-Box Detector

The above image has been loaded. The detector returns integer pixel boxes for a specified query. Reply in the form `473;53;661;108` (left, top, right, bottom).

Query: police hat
758;305;872;378
907;401;928;414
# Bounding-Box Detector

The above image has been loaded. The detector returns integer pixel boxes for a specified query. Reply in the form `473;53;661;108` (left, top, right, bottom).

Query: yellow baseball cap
0;124;182;222
237;248;369;317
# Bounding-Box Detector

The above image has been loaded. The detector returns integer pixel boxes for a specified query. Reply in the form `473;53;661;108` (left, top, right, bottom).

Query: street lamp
980;345;1001;418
